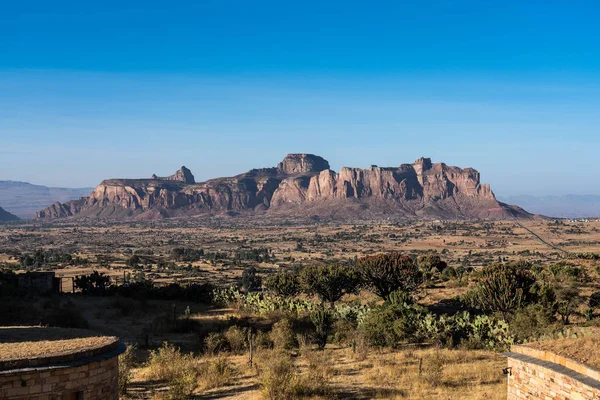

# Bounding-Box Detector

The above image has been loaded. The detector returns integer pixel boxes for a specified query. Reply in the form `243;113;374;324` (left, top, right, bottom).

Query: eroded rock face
36;198;86;219
269;158;495;206
277;154;330;175
36;156;531;220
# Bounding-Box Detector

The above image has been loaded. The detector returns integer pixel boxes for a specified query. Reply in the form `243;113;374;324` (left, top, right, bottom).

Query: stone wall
505;345;600;400
0;349;120;400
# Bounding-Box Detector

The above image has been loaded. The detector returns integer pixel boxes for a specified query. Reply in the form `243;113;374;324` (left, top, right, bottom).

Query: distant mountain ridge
498;195;600;218
0;206;19;222
0;181;93;219
36;154;532;221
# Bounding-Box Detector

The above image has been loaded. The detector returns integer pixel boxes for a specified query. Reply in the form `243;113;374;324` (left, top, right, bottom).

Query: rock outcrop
277;154;330;175
36;154;532;221
152;166;195;184
36;198;87;219
0;206;20;222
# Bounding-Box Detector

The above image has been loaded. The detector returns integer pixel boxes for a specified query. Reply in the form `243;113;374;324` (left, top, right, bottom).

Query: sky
1;1;600;196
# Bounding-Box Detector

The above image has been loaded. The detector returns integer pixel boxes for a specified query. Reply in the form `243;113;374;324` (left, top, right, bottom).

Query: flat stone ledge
0;341;126;376
0;326;120;371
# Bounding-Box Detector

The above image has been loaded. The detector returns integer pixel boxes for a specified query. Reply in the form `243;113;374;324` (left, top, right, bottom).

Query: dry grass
127;345;506;399
0;326;117;361
527;334;600;371
140;342;237;399
354;347;507;399
197;355;236;391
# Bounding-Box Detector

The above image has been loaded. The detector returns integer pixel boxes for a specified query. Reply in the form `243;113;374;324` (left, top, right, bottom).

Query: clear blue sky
1;1;600;195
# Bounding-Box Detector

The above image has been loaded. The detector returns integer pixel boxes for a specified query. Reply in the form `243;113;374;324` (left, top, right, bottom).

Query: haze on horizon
2;1;600;197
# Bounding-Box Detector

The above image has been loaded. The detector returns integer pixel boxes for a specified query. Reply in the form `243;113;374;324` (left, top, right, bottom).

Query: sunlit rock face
36;155;530;221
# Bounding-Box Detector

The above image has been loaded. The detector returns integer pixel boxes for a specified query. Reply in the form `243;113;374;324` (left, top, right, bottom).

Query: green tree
74;270;111;294
264;271;299;297
299;265;360;307
417;254;448;273
467;263;537;316
555;284;581;324
356;253;423;301
127;255;141;268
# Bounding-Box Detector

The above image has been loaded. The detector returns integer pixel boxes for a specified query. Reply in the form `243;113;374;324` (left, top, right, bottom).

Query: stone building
0;271;60;295
0;326;125;399
17;271;60;294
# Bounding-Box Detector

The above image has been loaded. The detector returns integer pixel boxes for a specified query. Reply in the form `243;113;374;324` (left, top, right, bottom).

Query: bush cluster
72;272;214;303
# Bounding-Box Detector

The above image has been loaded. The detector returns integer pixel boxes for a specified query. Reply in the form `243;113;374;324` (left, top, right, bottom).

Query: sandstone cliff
36;154;531;221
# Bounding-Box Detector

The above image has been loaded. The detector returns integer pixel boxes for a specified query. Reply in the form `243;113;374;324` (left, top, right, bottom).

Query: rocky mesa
36;154;531;221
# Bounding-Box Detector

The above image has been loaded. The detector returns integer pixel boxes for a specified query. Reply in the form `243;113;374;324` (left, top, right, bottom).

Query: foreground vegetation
120;341;506;399
2;219;600;398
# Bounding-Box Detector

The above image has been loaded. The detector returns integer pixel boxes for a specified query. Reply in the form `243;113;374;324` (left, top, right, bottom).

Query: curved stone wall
505;345;600;400
0;342;124;400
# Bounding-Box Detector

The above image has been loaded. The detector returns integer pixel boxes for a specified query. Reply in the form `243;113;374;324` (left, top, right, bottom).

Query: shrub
332;318;357;345
356;252;424;301
74;270;111;294
465;315;514;351
388;289;415;306
547;261;586;282
589;292;600;319
531;283;557;308
197;356;235;390
299;264;360;307
417;254;448;273
466;263;537;316
242;266;262;291
224;325;248;354
168;369;198;399
255;350;332;400
270;319;298;350
421;350;445;387
146;342;198;398
509;304;557;342
264;271;300;297
416;311;514;351
417;313;465;348
127;254;141;267
310;306;333;349
590;292;600;309
256;351;298;400
440;266;458;282
204;332;230;355
297;350;333;396
360;302;427;347
146;342;192;381
352;333;370;361
255;330;273;349
118;345;135;395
